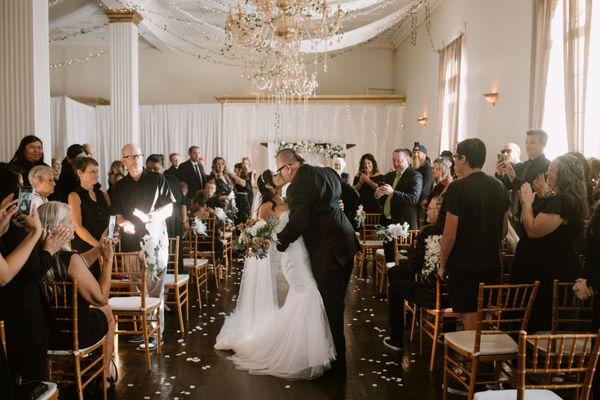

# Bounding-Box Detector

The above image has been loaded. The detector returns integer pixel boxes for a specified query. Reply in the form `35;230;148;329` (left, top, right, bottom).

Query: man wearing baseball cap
412;142;433;227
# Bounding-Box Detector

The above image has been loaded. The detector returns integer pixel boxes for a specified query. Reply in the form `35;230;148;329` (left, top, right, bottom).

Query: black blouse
71;186;110;253
352;174;385;213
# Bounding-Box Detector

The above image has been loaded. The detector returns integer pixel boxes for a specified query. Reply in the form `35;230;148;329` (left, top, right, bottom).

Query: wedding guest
164;153;181;178
496;129;550;237
210;157;234;201
68;157;110;253
353;153;385;213
439;138;509;331
427;158;453;205
51;157;62;181
332;157;350;184
384;195;446;351
0;163;71;382
412;143;433;225
9;135;47;186
56;144;86;202
107;160;125;200
203;179;223;210
440;150;456;180
499;142;522;164
567;151;593;205
233;163;250;224
83;143;94;158
241;157;256;208
190;192;223;261
28;165;56;210
511;154;588;331
38;202;116;387
111;144;174;350
178;146;207;200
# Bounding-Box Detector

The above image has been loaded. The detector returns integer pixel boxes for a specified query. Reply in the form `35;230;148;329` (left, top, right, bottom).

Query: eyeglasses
500;149;512;154
452;154;464;160
275;164;290;175
123;154;144;160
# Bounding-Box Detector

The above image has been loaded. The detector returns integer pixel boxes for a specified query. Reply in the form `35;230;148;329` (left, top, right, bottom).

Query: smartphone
497;154;505;162
18;187;34;215
378;181;386;187
108;215;116;240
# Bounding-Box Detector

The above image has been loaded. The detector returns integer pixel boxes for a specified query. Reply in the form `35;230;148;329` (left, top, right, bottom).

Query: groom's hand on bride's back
276;241;289;252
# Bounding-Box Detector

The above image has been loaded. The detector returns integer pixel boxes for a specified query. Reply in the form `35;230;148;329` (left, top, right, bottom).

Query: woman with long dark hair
9;135;47;186
511;153;589;331
353;153;384;213
233;163;250;224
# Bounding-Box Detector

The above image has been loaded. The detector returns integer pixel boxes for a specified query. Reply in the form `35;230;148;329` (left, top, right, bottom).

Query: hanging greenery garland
275;140;346;159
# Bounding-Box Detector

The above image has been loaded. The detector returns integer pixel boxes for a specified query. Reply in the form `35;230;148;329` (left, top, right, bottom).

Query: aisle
110;264;446;400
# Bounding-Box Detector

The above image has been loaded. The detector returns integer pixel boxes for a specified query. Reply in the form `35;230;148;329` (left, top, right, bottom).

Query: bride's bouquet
375;222;410;242
236;217;280;259
422;234;442;278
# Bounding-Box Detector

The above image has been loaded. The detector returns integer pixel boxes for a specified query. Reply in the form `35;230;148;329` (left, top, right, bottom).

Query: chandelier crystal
225;0;343;101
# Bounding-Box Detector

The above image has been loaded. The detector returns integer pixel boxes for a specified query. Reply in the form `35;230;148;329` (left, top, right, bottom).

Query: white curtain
52;98;403;188
437;35;463;153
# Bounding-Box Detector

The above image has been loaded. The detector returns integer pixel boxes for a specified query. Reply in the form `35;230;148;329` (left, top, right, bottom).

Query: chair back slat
111;252;147;308
188;217;217;258
500;252;514;284
552;280;594;334
167;237;180;279
43;280;80;351
361;213;380;241
517;331;600;400
0;321;5;355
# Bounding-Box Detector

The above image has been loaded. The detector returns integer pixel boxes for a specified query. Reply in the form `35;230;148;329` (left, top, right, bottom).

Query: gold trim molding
215;94;406;104
104;9;143;25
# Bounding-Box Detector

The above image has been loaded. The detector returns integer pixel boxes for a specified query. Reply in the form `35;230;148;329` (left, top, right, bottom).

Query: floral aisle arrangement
236;218;280;259
275;140;346;159
192;217;208;237
422;235;442;278
375;222;410;242
355;205;366;228
139;234;167;279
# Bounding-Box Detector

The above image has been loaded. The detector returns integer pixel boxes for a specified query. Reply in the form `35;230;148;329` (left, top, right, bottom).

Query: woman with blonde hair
38;201;116;387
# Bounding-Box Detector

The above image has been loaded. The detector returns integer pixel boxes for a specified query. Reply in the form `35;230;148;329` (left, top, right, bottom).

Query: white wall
394;0;533;172
50;44;395;104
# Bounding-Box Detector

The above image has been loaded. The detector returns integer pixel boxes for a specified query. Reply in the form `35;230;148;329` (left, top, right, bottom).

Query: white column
0;0;52;162
106;9;141;149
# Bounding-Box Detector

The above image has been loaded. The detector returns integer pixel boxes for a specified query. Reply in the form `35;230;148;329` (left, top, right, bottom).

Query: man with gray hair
496;129;550;236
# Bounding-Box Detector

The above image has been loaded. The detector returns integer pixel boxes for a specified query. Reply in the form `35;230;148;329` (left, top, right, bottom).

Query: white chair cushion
386;262;396;269
165;273;189;286
474;389;563;400
376;248;385;257
445;330;518;356
109;296;160;311
362;240;384;247
48;335;106;356
39;382;59;400
223;232;233;238
221;239;227;244
183;258;208;268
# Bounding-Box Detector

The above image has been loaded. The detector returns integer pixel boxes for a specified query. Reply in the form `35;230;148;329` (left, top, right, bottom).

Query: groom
275;149;360;374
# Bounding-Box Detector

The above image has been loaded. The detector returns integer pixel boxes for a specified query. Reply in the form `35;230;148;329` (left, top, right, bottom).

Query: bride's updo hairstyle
257;169;277;211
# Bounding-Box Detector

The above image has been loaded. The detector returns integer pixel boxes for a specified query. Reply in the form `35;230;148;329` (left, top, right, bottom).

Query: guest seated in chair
383;195;446;352
190;192;224;262
38;201;116;388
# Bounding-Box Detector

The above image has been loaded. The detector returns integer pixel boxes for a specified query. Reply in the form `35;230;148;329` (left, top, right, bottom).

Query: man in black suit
178;146;207;200
375;148;423;262
275;149;360;374
412;143;433;226
164;153;181;178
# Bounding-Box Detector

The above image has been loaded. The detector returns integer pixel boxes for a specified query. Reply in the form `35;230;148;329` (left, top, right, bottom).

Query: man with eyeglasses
111;144;175;351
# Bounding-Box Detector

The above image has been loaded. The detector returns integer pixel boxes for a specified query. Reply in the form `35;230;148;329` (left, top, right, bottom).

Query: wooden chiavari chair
165;237;189;332
356;213;383;279
474;331;600;400
44;280;107;400
220;225;235;279
374;229;418;293
420;276;459;372
443;282;540;400
108;252;161;372
184;227;210;310
500;252;514;284
188;216;221;290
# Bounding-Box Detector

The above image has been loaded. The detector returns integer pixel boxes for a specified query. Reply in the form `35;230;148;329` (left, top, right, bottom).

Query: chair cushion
362;240;384;247
474;389;563;400
223;231;233;238
39;382;59;400
165;273;189;286
445;330;518;356
386;262;396;269
109;296;160;311
48;335;106;356
376;248;385;257
183;258;208;268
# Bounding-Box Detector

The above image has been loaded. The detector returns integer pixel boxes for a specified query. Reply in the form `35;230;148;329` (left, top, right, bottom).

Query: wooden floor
104;263;452;400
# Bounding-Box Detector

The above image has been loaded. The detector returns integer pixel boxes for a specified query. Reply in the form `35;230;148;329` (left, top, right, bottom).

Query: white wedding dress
226;211;336;380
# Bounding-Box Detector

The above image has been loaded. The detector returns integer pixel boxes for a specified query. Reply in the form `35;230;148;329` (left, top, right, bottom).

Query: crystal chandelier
225;0;343;101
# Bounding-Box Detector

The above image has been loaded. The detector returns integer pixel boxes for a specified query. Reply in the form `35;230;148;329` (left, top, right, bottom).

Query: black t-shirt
445;171;509;271
111;169;174;251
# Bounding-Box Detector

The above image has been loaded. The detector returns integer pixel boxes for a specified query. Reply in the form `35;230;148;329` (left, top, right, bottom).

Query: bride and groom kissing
214;148;360;380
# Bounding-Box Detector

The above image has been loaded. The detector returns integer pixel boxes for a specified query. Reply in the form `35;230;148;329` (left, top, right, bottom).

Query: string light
49;23;109;43
49;49;108;69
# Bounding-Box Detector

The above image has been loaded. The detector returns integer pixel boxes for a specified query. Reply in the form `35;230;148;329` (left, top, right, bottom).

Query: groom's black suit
277;164;360;369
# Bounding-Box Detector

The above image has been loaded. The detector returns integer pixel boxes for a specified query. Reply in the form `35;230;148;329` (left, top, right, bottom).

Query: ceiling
49;0;443;65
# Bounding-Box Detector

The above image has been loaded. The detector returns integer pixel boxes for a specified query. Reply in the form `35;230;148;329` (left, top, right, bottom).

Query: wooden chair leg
102;342;108;400
409;306;418;341
468;357;479;400
419;309;424;355
194;269;202;310
442;344;449;400
75;356;84;400
157;310;162;355
142;313;151;372
185;282;190;322
175;286;184;332
429;314;440;372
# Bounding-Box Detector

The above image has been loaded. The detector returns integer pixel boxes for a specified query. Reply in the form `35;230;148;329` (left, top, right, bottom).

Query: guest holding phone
353;153;385;213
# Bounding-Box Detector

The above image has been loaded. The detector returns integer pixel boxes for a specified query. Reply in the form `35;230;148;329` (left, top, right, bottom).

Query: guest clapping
29;165;56;210
353;153;384;213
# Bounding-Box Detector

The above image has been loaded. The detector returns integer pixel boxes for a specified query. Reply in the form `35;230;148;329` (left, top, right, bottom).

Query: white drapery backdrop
50;97;403;187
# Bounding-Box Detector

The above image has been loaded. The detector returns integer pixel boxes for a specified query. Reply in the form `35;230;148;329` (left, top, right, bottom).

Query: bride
215;169;336;380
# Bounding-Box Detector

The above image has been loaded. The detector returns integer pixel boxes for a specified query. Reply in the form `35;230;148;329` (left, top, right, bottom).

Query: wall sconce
417;116;428;126
483;92;498;106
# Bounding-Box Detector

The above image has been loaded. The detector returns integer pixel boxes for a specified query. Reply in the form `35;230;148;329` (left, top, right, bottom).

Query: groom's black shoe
326;359;347;378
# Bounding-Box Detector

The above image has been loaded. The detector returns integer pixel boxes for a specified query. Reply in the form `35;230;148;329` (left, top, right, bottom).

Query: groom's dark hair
276;148;305;164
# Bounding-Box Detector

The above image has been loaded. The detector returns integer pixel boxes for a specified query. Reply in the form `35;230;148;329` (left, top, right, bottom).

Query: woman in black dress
233;163;250;224
68;157;111;253
353;153;385;213
56;144;86;202
38;201;116;386
9;135;47;187
511;154;589;332
210;157;235;221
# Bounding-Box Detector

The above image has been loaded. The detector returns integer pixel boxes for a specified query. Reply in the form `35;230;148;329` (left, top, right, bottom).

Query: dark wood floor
106;263;453;400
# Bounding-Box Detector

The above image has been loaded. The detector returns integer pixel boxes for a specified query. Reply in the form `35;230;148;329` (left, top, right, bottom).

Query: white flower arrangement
214;207;227;223
355;204;366;228
192;217;207;237
275;140;346;159
139;234;166;278
422;234;442;278
375;222;410;242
